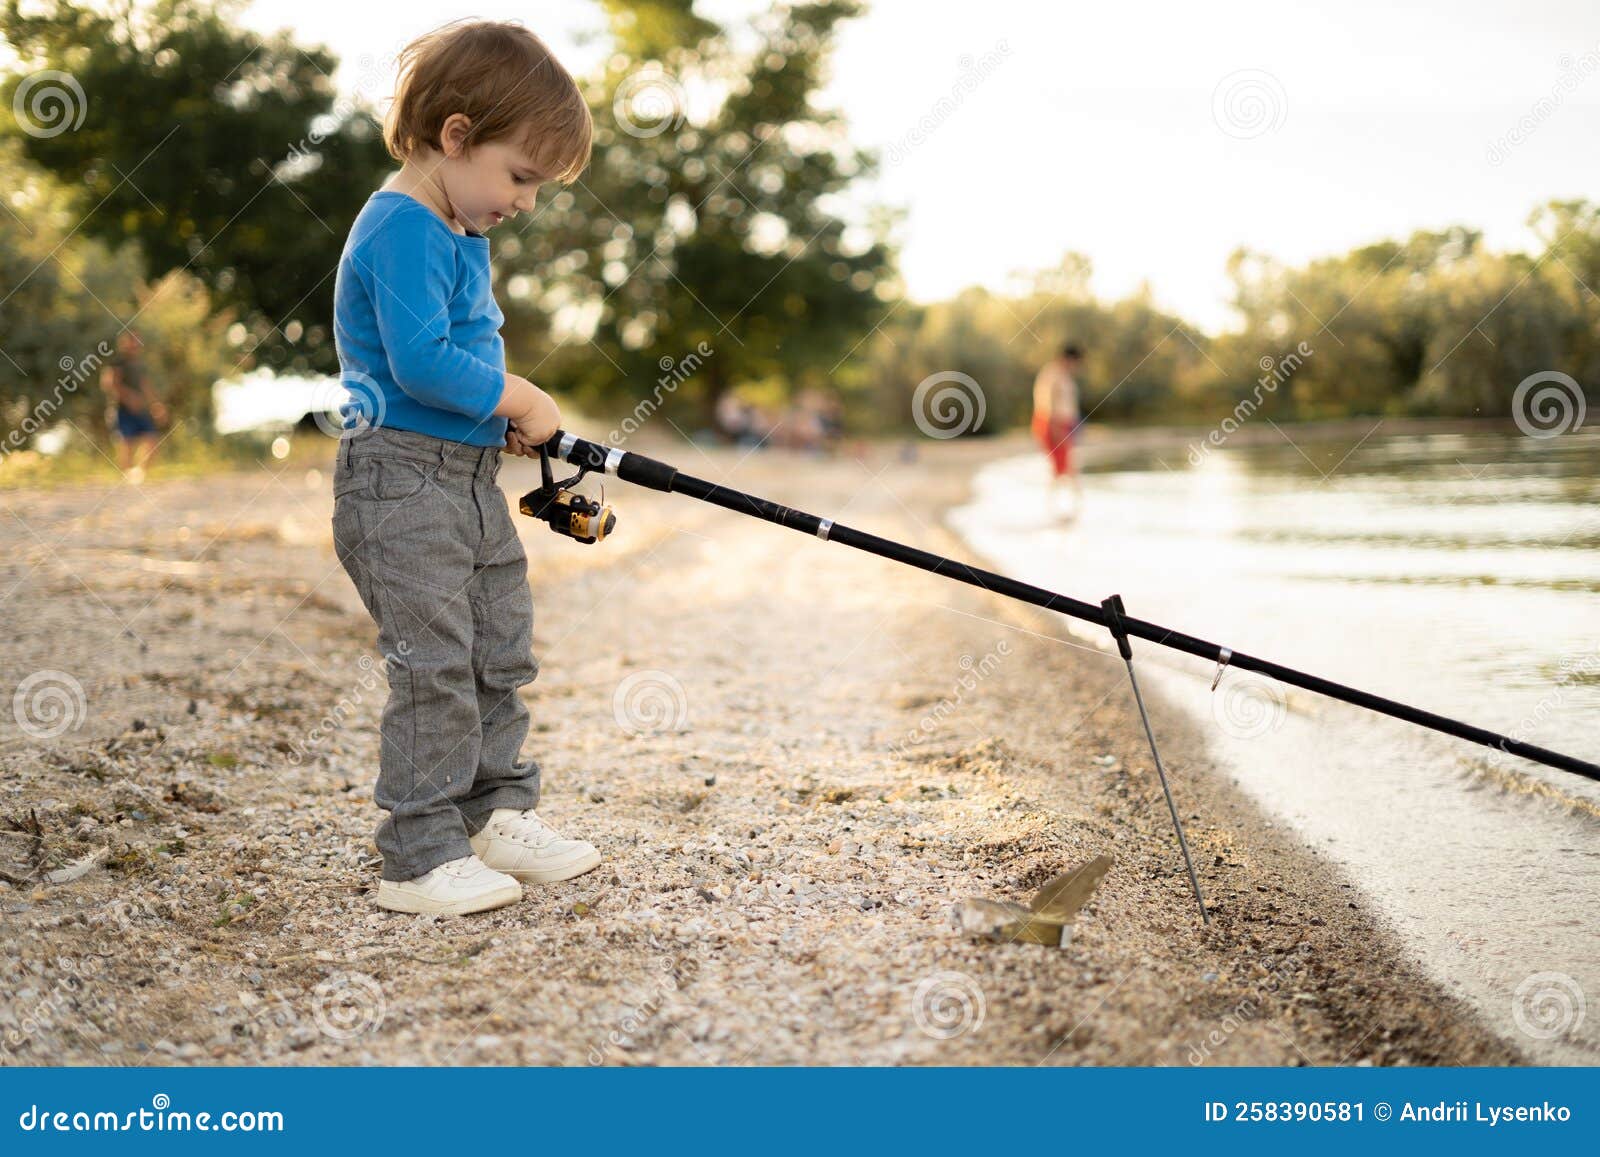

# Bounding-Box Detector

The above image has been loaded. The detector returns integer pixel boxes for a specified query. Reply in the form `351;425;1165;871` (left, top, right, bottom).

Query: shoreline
886;437;1523;1066
0;434;1520;1065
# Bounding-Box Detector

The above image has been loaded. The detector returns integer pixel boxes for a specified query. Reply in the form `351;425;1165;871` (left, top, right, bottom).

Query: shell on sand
1028;854;1114;922
952;855;1113;946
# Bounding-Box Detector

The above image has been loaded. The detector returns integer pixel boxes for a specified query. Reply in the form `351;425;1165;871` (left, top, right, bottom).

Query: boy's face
441;135;547;233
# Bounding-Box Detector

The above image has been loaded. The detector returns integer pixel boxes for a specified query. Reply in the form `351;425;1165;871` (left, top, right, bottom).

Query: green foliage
854;210;1599;434
0;135;232;451
498;0;895;427
852;262;1206;434
1214;217;1598;422
1;0;391;376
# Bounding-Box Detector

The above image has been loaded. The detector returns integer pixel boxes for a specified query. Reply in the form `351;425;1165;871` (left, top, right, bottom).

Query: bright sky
233;1;1600;331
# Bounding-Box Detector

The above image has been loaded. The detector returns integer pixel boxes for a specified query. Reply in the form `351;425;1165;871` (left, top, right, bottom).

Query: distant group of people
707;347;1088;520
98;329;167;482
715;387;843;453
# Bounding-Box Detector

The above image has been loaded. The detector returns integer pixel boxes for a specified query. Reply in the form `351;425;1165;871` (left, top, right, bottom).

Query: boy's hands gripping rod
527;428;1600;786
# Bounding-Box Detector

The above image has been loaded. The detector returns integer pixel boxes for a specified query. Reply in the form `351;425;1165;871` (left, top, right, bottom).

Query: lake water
947;424;1600;1064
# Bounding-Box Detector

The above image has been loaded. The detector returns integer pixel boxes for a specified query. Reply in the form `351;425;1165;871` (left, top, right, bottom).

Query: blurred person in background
1032;342;1085;519
100;329;168;483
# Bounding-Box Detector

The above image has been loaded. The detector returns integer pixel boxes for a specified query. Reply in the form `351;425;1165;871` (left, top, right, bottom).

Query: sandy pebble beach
0;434;1520;1066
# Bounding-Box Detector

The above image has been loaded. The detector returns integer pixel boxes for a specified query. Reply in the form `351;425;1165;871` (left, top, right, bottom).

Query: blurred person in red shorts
1032;343;1085;520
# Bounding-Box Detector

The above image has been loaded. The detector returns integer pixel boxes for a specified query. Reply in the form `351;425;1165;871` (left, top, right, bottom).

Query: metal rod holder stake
1101;594;1209;923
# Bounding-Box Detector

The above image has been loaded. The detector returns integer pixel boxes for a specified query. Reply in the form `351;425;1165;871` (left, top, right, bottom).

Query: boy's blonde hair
383;20;593;184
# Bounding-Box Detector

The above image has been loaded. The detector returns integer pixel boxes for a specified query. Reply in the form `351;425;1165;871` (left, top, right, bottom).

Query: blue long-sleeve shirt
332;190;508;446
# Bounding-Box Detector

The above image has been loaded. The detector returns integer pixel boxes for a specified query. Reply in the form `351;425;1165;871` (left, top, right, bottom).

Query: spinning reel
518;443;617;544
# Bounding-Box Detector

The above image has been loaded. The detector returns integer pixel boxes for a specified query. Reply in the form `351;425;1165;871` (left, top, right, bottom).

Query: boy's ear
439;113;474;158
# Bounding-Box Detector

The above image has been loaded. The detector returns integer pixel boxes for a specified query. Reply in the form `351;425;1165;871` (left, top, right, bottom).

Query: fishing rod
521;429;1600;920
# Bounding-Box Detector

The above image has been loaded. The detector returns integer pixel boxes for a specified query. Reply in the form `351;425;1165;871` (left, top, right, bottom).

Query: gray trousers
331;426;541;881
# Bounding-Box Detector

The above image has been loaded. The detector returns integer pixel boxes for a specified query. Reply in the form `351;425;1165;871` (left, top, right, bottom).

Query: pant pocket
332;496;378;613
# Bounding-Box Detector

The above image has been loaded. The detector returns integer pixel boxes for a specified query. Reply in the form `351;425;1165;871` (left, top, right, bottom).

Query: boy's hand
493;373;561;447
508;402;561;448
503;428;539;458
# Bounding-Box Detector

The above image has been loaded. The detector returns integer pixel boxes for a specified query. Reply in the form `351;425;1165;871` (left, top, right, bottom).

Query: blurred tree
1211;223;1595;422
498;0;897;432
0;137;233;448
1529;200;1600;289
1413;250;1584;417
852;256;1204;435
1529;198;1600;388
1;0;390;376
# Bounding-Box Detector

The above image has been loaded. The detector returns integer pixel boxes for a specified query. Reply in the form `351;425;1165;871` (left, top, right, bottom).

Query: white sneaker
375;854;522;916
468;808;601;883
